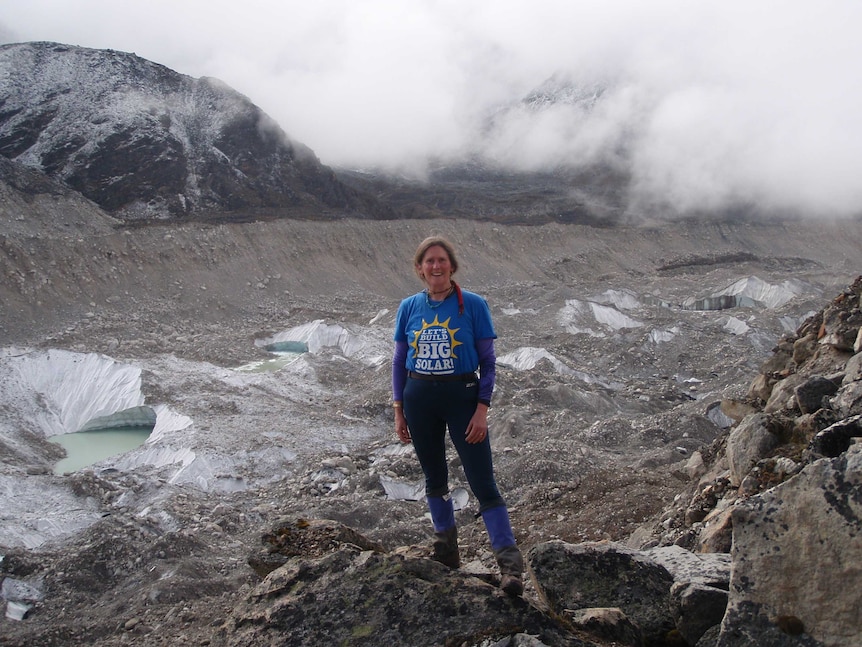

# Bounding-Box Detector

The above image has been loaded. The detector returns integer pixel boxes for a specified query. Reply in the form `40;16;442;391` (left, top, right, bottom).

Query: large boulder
527;542;734;646
219;546;592;647
645;546;730;646
793;376;839;415
725;413;781;486
528;541;676;646
723;444;862;647
218;519;593;647
808;415;862;458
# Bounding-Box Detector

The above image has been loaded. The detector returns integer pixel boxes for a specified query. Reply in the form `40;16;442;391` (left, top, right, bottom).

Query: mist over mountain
8;40;852;227
5;2;862;222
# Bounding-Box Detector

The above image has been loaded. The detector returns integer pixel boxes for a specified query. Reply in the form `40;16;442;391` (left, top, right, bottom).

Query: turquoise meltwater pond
50;426;153;474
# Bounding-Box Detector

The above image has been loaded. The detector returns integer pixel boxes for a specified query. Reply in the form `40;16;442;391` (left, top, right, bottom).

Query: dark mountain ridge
3;41;834;227
0;41;392;222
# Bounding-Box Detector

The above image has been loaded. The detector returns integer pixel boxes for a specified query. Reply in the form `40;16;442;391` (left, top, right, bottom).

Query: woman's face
419;245;452;289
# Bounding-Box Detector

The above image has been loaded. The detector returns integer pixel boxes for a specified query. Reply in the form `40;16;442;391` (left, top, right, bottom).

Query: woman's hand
465;403;489;444
395;409;411;443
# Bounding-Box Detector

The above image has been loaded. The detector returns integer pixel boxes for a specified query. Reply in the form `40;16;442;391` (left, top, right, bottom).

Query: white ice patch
779;311;817;334
649;327;680;344
0;349;189;441
7;349;147;437
379;477;470;510
0;474;103;549
717;276;804;309
591;302;642;329
369;308;390;325
557;299;643;336
593;289;641;310
379;475;425;502
258;319;388;367
370;443;415;464
148;405;193;443
724;316;751;336
497;347;569;373
497;347;616;387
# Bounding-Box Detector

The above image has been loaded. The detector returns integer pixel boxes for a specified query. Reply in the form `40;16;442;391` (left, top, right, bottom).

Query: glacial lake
51;426;153;474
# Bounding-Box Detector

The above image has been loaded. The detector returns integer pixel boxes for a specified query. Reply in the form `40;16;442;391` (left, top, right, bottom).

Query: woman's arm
475;337;496;407
392;341;410;443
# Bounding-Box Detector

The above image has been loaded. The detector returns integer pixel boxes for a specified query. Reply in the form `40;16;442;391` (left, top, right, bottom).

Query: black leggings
403;376;505;511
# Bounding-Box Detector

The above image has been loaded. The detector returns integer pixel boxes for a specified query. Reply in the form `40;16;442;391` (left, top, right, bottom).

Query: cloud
3;0;862;216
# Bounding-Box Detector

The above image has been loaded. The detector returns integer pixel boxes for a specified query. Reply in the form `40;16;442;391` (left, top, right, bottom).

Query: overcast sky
2;1;862;216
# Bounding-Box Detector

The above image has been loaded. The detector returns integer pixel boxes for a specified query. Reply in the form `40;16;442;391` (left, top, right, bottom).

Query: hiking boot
431;525;460;569
500;572;524;597
494;544;524;597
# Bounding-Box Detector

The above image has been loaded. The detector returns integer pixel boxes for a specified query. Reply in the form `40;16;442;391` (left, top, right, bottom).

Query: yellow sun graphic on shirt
410;315;462;368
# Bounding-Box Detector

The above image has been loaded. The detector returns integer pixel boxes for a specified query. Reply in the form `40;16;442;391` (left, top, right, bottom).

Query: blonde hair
413;236;459;282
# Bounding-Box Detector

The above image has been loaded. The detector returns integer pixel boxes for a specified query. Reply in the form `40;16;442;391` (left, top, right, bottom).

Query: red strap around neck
452;281;464;315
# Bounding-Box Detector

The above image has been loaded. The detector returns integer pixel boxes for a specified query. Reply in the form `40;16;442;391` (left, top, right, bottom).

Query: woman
392;235;523;596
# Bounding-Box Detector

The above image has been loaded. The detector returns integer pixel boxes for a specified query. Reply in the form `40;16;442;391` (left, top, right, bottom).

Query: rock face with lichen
626;277;862;647
714;278;862;647
218;519;594;647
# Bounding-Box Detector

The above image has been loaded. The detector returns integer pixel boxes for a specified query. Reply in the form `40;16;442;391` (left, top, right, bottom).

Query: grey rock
842;351;862;385
527;541;675;646
832;380;862;417
727;445;862;647
247;517;387;578
818;297;862;351
808;414;862;458
220;544;593;647
764;373;806;414
793;376;838;415
726;413;780;486
644;545;730;588
695;623;721;646
565;607;644;646
716;602;823;646
647;546;731;645
670;581;728;647
792;334;818;367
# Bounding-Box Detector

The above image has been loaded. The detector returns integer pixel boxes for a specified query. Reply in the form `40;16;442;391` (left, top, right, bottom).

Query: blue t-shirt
394;288;497;375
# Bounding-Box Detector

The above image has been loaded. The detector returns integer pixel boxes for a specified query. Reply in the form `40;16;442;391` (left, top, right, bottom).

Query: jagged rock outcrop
0;42;390;221
247;518;387;578
715;324;862;647
224;520;740;647
624;277;862;646
527;541;731;647
528;541;676;646
219;519;595;647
